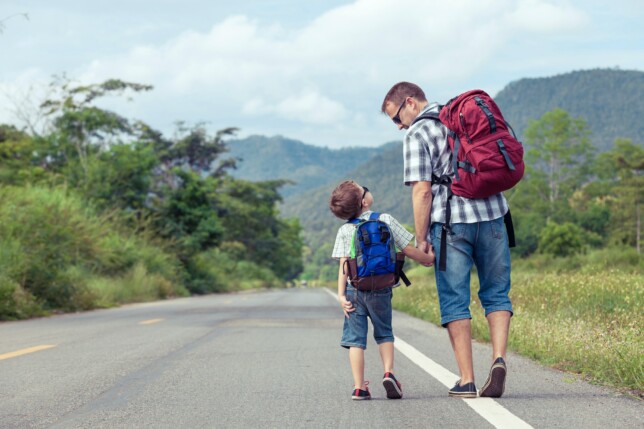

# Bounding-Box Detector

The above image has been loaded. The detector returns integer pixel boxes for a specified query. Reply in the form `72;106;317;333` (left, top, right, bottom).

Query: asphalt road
0;287;641;428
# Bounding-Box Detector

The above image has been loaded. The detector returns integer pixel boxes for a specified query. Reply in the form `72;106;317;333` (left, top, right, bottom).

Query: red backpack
413;89;524;199
412;89;523;271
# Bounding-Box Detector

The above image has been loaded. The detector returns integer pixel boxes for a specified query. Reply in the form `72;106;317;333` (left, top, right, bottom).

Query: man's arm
411;181;433;252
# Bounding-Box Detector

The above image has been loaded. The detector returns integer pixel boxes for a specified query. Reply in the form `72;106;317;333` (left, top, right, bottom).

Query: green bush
87;263;188;307
187;249;281;294
0;276;44;320
538;221;584;257
0;185;185;317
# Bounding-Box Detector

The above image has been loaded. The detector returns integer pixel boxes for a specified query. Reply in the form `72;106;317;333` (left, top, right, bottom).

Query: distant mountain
225;135;397;197
224;68;643;253
495;68;643;151
280;143;412;249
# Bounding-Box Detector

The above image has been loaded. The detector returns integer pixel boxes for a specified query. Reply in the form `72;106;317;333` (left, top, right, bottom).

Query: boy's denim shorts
341;284;394;350
429;216;513;327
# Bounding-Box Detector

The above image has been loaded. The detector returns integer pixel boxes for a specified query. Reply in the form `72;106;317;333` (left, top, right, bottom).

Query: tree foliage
0;77;304;314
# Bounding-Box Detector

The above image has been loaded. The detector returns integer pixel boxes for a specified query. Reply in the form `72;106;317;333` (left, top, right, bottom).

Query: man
381;82;513;398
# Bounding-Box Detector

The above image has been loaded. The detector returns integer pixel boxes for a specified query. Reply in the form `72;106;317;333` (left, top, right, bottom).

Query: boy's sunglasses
361;186;369;200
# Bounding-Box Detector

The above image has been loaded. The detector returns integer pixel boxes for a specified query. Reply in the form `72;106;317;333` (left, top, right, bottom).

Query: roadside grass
0;185;188;319
392;259;643;397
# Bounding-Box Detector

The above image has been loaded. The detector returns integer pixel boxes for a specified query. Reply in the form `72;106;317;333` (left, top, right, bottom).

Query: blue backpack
344;212;411;291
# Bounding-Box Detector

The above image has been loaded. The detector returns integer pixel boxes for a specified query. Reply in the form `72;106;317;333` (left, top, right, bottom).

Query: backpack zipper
459;112;473;145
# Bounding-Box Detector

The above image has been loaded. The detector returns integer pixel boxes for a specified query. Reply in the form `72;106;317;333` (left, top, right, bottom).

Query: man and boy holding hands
329;82;513;400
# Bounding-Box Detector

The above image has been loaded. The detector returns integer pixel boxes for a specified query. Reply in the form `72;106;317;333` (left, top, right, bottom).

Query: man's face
385;97;410;130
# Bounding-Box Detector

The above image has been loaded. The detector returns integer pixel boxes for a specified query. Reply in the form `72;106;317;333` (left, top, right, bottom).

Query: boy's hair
381;81;427;113
329;180;362;220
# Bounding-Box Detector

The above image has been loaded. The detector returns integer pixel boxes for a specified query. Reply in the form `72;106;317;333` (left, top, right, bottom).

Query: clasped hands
417;240;436;267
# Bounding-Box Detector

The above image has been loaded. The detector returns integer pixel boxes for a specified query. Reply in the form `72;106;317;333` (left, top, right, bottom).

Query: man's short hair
381;82;427;113
329;180;362;220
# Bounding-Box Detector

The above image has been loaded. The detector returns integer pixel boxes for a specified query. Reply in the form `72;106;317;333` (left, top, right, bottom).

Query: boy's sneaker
351;381;371;400
479;357;507;398
448;380;477;398
382;372;403;399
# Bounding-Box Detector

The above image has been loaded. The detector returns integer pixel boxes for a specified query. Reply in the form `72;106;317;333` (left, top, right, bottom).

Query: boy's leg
379;341;403;399
378;341;394;373
367;288;403;399
349;347;367;389
341;286;369;391
366;288;394;370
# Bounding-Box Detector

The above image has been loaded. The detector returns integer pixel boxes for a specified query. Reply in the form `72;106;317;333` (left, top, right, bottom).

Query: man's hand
417;240;430;253
338;295;355;318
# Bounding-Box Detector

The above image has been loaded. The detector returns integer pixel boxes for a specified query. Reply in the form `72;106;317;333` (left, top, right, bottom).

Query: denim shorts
429;216;513;327
340;285;394;349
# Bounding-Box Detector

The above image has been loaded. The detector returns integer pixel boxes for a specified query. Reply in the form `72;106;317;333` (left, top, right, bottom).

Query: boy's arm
402;244;435;267
337;258;355;317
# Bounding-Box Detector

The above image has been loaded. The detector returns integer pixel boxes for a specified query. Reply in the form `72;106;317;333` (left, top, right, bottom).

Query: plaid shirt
403;103;508;228
331;211;413;259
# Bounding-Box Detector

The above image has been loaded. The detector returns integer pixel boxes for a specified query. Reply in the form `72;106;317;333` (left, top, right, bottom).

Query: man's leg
430;222;477;393
447;318;474;383
475;217;513;362
475;217;513;397
487;310;511;361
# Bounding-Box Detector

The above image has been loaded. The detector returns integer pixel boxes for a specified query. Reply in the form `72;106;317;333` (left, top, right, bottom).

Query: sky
1;0;642;148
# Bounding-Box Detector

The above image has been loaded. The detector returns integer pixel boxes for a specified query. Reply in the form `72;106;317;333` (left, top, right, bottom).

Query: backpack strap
504;210;516;248
496;140;516;171
412;112;469;180
399;270;411;287
411;111;440;126
431;174;454;272
474;96;497;133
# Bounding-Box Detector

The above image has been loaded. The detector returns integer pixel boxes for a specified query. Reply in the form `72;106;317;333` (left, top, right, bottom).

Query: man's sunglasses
392;98;408;125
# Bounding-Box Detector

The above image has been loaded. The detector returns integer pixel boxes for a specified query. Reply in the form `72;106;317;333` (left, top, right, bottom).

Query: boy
329;180;435;400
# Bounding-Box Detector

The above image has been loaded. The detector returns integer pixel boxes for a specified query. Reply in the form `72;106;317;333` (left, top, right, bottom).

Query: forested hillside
495;68;643;151
226;136;395;197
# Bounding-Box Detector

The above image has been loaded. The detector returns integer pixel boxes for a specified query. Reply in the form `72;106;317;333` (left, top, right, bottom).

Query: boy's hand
338;295;355;317
427;245;436;266
420;244;436;267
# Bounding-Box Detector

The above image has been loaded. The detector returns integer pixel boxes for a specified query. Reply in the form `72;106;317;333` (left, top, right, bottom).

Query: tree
164;123;238;177
594;139;644;252
523;108;595;221
39;77;153;178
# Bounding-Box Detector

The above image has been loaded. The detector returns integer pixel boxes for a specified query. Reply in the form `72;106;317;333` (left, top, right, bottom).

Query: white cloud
244;90;349;124
0;0;639;147
506;0;590;32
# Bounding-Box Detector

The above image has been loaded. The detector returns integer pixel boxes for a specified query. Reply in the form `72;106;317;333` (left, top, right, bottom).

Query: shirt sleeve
403;127;433;185
379;213;413;250
331;224;353;259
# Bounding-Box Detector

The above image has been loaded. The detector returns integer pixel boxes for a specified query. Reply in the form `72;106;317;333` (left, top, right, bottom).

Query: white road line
323;287;533;429
394;337;533;429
